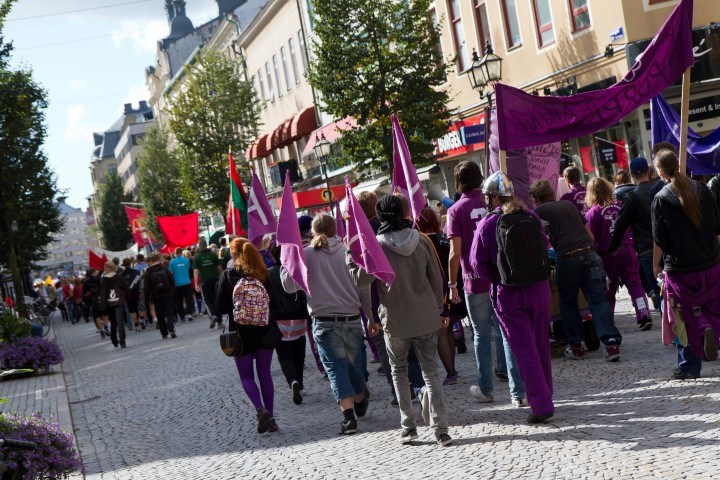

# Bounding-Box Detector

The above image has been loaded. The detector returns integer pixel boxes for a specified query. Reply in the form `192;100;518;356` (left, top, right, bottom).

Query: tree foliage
167;49;260;213
97;172;133;251
308;0;452;174
136;124;191;239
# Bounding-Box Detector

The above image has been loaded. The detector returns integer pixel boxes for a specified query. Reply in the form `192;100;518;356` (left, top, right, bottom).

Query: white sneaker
469;385;494;403
512;397;527;408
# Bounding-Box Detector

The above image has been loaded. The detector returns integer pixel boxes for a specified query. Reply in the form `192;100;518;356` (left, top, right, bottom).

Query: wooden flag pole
678;66;691;173
499;149;507;176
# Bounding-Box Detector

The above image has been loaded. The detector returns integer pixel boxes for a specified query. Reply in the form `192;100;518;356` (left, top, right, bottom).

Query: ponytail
311;233;330;250
655;150;702;229
310;214;336;250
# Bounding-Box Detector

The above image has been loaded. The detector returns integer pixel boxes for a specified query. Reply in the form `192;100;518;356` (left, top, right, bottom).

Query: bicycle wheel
38;316;51;337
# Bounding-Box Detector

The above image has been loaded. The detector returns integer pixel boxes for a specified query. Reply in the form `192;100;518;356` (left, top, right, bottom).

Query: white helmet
482;171;514;197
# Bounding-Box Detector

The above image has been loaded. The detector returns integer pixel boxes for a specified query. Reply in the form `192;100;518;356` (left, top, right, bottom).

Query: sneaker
469;385;494;403
604;345;621;362
419;387;430;424
703;327;718;361
672;368;699;380
186;315;194;322
340;418;357;435
257;408;271;434
564;344;585;360
266;417;279;433
443;374;458;385
170;331;177;339
134;326;141;332
354;397;369;419
527;412;553;424
291;380;302;405
399;428;418;444
512;398;527;408
638;317;653;331
209;318;217;329
495;371;509;381
436;433;453;447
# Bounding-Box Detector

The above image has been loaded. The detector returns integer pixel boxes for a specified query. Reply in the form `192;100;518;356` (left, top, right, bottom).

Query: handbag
219;326;243;356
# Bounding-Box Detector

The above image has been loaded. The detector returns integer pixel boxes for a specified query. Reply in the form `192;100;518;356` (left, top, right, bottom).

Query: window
473;0;491;53
568;0;590;32
288;38;301;85
272;54;283;97
297;31;308;73
257;69;266;100
108;164;117;176
265;62;275;102
447;0;469;71
429;8;445;72
500;0;521;48
532;0;554;47
280;46;292;92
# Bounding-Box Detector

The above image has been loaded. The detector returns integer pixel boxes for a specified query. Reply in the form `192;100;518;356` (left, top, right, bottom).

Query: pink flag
247;170;278;247
345;176;395;288
276;171;311;295
335;202;346;239
391;114;426;224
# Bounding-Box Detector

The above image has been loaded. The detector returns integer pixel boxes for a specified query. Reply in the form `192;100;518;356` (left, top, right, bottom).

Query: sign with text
435;112;486;160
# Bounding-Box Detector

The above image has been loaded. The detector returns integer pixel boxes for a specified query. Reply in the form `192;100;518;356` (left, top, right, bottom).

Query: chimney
165;0;175;26
139;100;149;110
123;103;133;114
217;0;246;16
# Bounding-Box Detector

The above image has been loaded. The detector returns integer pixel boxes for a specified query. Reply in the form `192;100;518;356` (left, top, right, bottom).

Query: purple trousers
493;282;554;416
602;246;651;323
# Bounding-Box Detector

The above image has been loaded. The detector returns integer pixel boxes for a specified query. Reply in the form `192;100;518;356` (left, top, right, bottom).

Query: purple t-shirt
560;184;587;214
585;202;631;254
446;190;490;294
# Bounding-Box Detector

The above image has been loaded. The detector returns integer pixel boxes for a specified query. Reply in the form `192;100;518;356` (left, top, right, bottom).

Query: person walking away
349;195;452;446
193;238;223;328
169;247;194;323
266;242;308;405
560;166;587;214
56;280;69;321
281;214;375;435
120;258;142;331
216;238;279;433
99;262;129;348
585;177;653;330
613;169;635;204
135;254;149;272
84;269;109;338
72;278;84;324
652;150;720;379
144;253;177;339
470;172;554;424
530;179;623;361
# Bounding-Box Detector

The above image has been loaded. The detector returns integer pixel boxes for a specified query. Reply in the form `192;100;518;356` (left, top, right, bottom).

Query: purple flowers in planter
0;412;84;480
0;337;64;371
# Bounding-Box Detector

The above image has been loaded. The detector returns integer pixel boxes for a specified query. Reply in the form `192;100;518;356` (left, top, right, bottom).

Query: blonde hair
655;150;702;229
310;214;336;250
230;238;268;283
585;177;614;208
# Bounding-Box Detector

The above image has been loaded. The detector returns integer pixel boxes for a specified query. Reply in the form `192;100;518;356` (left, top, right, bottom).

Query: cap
482;171;514;197
630;157;649;175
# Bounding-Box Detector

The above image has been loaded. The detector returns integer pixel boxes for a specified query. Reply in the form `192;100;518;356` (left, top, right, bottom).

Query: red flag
226;192;246;236
156;212;199;248
89;250;108;270
124;206;149;247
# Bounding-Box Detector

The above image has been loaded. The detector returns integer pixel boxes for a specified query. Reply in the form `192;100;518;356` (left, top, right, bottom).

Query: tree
136;124;191;240
167;49;261;213
0;0;62;316
97;173;133;251
308;0;452;174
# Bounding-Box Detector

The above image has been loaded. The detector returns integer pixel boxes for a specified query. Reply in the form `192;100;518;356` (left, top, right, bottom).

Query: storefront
434;112;486;198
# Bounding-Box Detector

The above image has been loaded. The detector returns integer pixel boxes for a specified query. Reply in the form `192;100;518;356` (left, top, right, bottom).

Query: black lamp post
468;42;503;177
313;133;334;217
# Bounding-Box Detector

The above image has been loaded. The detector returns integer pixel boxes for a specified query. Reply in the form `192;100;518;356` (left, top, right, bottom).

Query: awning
269;123;284;150
302;116;358;156
245;140;257;161
291;106;318;140
256;133;270;157
279;117;294;147
351;177;391;195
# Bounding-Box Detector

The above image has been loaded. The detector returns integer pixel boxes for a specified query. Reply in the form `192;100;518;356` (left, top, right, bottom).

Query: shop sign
610;26;624;41
596;142;618;166
435;113;486;160
643;94;720;129
437;130;463;153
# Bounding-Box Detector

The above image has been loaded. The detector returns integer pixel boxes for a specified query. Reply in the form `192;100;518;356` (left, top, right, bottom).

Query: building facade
37;199;93;277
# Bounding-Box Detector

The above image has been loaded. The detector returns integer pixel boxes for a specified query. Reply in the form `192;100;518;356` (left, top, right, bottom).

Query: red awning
256;133;270;157
290;106;318;140
302;116;358;156
279;117;294;146
270;123;284;150
245;140;257;161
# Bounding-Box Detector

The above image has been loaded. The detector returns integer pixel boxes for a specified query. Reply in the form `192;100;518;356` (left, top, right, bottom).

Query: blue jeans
493;315;526;400
556;252;622;346
638;251;661;299
465;292;494;396
312;319;365;402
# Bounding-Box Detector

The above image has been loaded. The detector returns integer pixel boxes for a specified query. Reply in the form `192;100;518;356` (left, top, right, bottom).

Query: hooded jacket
348;229;444;340
99;272;129;309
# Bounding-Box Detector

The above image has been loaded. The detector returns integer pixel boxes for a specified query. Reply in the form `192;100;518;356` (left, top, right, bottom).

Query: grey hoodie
349;229;444;340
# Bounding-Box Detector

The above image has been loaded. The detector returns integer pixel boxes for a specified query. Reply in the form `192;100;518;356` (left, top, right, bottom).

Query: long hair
501;197;525;214
230;238;268;283
585;177;614;208
655;150;703;229
416;205;440;234
310;214;336;250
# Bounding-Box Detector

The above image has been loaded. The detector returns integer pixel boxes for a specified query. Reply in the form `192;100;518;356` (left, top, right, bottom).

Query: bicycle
0;437;37;479
25;300;51;338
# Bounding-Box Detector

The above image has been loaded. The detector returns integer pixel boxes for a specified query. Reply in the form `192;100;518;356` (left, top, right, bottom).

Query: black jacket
652;180;720;273
143;264;174;302
266;265;308;321
120;267;141;293
608;181;655;255
99;273;130;309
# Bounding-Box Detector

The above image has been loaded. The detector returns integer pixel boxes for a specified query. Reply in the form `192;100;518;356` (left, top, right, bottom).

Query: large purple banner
495;0;693;151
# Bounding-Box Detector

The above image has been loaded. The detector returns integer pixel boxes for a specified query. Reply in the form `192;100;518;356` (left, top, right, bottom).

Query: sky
4;0;223;210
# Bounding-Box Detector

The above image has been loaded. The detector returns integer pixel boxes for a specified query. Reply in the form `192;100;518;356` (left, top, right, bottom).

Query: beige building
431;0;719;193
116;113;154;202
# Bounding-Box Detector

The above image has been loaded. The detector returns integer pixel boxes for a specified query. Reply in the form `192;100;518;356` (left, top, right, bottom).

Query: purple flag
345;176;395;288
276;171;311;296
335;202;346;239
495;0;693;151
391;114;426;223
247;170;278;247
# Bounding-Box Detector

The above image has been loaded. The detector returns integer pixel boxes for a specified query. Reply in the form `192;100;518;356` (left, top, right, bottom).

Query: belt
557;246;593;260
314;315;360;322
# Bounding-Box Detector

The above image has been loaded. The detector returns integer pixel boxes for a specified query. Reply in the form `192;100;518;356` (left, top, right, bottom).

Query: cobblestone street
5;293;720;479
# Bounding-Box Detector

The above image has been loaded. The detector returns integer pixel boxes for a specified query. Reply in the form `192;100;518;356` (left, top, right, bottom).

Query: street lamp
468;42;503;177
313;133;334;216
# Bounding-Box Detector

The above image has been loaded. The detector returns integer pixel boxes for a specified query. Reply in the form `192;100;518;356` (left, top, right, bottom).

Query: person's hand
367;322;380;337
450;286;460;304
440;316;450;328
195;284;201;293
653;265;663;280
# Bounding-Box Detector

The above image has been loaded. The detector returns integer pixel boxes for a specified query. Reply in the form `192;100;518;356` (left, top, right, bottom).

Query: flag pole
499;149;507;175
678;67;691;173
229;146;236;235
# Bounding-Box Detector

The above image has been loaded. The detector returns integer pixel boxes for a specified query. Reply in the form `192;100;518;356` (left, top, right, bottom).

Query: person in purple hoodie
470;172;554;424
560;166;587;214
585;177;653;331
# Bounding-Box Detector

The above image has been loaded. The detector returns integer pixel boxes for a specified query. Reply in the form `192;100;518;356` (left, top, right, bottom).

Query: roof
56;200;83;215
92;102;153;160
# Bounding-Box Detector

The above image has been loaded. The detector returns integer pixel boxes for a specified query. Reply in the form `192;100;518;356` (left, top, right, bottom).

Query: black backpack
149;268;171;294
494;210;551;286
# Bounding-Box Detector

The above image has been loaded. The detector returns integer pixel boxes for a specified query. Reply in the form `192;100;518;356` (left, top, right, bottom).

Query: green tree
167;49;261;213
0;0;62;315
308;0;451;174
136;124;191;239
98;172;133;251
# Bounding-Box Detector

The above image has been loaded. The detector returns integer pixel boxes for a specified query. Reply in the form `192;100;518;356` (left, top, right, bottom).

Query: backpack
494;210;551;286
232;277;270;326
149;268;171;295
